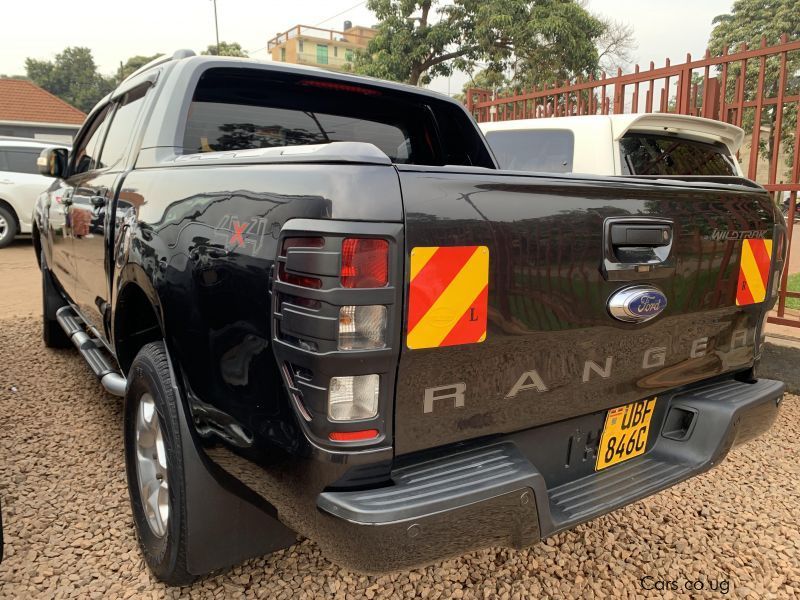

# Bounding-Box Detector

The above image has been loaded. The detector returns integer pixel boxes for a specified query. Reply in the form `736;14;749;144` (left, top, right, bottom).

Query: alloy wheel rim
135;393;169;538
0;215;7;240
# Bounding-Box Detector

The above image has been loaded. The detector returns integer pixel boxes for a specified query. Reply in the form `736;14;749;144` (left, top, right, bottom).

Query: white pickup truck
479;113;745;177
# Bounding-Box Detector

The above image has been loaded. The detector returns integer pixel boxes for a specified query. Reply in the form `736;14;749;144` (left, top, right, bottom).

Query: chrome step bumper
56;306;126;396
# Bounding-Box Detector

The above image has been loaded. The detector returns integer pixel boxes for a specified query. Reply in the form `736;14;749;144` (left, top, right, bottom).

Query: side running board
56;306;127;396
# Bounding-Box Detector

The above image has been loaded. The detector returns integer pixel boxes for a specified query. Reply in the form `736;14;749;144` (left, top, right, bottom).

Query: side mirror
37;147;68;178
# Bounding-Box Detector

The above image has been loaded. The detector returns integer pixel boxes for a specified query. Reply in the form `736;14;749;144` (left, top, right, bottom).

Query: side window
5;150;42;174
0;151;8;172
484;129;574;173
72;106;112;176
97;85;149;171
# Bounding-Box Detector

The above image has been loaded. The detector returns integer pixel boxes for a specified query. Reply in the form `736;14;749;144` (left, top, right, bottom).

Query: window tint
3;149;40;174
182;68;496;168
97;85;148;171
72;106;111;175
620;133;737;176
186;101;412;161
484;129;574;173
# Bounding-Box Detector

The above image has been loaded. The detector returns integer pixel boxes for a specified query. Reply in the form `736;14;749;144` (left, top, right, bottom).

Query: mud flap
169;359;298;575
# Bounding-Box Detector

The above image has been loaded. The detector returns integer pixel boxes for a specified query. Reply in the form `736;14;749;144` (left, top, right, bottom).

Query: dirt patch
0;240;40;318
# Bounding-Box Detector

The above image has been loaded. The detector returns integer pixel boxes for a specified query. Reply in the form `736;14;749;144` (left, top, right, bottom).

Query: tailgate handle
610;224;671;247
603;217;675;281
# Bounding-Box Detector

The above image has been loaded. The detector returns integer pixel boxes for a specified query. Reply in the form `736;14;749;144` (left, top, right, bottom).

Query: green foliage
353;0;605;86
708;0;800;177
25;47;114;113
709;0;799;54
201;41;248;57
116;54;164;82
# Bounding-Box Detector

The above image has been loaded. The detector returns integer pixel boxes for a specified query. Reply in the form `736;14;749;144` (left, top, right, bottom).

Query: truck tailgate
394;167;783;456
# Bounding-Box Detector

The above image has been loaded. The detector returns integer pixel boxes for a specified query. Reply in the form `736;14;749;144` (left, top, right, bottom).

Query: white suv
479;113;745;178
0;138;69;248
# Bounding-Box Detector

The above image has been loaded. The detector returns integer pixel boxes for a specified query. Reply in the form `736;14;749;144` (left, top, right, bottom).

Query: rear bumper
317;377;784;572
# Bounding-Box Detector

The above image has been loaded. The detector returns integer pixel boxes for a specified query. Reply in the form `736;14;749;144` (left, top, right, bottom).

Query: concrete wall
0;123;79;144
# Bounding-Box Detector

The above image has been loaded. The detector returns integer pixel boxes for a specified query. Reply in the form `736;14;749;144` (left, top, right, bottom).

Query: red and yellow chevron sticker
735;238;773;306
407;246;489;349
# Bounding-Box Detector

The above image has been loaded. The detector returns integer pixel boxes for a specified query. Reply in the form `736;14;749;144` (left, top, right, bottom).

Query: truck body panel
395;167;780;454
31;53;786;581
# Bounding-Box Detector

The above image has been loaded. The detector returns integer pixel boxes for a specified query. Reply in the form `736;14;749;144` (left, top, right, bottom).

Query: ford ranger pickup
32;51;786;585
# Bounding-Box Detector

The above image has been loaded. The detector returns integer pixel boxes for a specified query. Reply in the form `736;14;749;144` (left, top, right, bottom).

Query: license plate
595;397;657;471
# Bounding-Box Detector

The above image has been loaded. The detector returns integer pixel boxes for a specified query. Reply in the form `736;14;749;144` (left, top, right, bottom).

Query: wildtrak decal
708;229;767;241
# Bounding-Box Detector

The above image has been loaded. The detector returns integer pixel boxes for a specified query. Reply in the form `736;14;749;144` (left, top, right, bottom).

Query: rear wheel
41;253;71;348
0;206;17;249
124;342;194;586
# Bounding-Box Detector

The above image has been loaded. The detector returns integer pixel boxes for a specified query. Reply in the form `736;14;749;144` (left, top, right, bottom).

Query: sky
0;0;734;96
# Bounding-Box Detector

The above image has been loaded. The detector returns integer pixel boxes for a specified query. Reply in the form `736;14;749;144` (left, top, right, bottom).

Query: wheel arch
0;197;20;229
32;224;42;268
113;268;166;376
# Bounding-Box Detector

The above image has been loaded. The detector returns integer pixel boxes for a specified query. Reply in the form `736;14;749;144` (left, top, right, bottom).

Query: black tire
124;342;194;586
41;253;71;348
0;205;17;249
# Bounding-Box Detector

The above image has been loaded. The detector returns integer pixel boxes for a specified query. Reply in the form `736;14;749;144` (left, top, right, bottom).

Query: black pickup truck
33;51;786;585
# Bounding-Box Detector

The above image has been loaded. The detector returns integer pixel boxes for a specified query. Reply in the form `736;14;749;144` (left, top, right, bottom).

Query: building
0;79;85;143
268;21;376;72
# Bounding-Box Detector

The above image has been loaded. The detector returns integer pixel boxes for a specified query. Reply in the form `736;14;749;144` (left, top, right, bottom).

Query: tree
596;17;636;73
25;47;114;113
201;41;248;57
353;0;605;87
117;54;163;82
708;0;800;174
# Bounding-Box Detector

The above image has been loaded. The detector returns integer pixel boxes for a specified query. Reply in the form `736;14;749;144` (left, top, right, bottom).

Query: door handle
0;179;12;184
610;223;671;248
603;217;675;281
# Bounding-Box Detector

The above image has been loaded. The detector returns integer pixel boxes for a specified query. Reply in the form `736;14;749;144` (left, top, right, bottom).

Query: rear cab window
620;132;738;176
182;68;495;168
483;129;574;173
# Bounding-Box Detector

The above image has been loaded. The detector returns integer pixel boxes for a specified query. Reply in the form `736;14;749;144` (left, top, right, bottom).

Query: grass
784;272;800;310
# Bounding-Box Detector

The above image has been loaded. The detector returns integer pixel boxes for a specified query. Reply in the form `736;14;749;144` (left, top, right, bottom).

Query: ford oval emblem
607;285;667;323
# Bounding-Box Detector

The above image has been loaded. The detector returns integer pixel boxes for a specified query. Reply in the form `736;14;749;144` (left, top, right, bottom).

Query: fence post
612;68;623;113
676;54;692;114
703;77;721;119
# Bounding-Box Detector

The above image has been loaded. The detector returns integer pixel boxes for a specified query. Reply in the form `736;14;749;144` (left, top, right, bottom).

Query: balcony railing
268;25;374;52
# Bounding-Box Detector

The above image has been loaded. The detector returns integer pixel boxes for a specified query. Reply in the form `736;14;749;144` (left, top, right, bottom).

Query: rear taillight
282;237;324;253
338;305;387;350
329;429;379;442
341;238;388;288
278;264;322;289
279;237;324;288
328;374;379;421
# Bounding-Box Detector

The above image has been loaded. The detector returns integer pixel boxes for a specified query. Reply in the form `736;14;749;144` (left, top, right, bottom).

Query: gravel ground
0;246;799;598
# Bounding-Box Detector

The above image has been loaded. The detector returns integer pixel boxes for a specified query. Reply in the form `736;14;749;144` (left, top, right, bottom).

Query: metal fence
465;36;800;328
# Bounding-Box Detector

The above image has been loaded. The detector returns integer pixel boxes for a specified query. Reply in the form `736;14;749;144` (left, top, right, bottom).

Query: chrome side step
56;306;127;397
